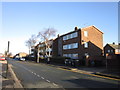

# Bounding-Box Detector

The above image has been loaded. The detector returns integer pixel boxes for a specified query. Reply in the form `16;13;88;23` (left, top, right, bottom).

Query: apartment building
53;25;103;60
34;39;53;58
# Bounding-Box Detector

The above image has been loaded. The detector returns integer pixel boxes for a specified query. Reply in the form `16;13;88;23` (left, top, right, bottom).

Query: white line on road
41;77;44;79
34;73;36;75
37;75;40;77
53;83;58;86
46;80;50;83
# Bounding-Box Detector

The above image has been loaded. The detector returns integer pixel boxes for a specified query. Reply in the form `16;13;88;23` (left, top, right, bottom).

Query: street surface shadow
63;78;119;88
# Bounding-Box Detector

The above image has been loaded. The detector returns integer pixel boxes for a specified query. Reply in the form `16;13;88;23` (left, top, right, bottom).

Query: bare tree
7;52;12;58
37;28;56;63
25;34;37;55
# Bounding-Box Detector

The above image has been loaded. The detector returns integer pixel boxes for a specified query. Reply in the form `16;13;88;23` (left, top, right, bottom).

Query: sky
0;1;119;55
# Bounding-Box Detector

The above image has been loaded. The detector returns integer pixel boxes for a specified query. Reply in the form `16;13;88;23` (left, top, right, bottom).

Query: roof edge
82;25;104;34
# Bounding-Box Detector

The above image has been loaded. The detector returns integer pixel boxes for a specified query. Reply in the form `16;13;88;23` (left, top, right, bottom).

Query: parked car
20;58;25;61
14;57;20;61
65;58;79;67
0;56;5;61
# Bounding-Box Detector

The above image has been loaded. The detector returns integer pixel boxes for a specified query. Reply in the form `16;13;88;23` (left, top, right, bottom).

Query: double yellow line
43;63;120;81
57;67;120;81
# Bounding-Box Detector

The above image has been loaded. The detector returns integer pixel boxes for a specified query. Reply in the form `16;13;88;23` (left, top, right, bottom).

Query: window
85;53;89;57
84;42;88;48
70;33;73;38
68;44;71;49
47;48;52;52
63;45;67;50
115;49;120;53
73;32;78;38
73;43;78;48
63;32;78;41
72;54;78;58
63;53;78;59
40;50;43;52
63;36;67;40
68;54;72;58
68;34;71;39
63;43;78;50
84;31;88;37
63;54;67;57
108;50;110;53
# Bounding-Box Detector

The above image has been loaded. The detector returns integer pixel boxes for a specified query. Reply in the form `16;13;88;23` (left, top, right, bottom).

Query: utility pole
5;41;10;78
7;41;10;57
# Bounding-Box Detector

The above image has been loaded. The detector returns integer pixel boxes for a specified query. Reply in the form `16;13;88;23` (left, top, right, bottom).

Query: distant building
0;53;4;57
53;25;103;60
104;43;120;58
33;39;53;58
13;52;28;58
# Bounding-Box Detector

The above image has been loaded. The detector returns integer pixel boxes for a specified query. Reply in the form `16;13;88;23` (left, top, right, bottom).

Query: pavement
0;60;23;89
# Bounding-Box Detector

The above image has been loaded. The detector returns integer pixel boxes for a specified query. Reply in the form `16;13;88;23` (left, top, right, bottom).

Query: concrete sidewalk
1;61;23;89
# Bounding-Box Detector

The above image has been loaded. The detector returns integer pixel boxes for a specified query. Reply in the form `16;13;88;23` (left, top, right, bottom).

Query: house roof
108;44;120;49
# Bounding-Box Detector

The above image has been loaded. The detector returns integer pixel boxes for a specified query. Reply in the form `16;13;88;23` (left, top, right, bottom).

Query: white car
20;58;25;61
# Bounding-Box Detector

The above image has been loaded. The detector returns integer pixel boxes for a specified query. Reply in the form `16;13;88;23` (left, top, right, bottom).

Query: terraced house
53;25;103;61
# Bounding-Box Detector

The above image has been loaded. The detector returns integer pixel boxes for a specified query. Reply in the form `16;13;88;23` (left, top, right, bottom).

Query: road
8;59;119;89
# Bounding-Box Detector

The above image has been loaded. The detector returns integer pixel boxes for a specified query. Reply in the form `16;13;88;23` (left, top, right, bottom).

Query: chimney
112;42;115;45
75;26;78;31
57;34;60;37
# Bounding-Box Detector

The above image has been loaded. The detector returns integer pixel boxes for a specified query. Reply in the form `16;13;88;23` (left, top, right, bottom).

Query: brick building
53;25;103;60
104;43;120;58
33;39;53;58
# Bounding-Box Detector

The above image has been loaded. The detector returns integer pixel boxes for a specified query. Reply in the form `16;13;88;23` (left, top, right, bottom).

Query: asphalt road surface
8;59;120;89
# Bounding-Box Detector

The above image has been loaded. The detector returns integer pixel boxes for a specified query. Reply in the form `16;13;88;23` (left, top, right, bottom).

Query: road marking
46;80;50;83
41;77;44;79
37;75;40;77
53;83;58;86
58;68;71;72
34;73;36;75
87;73;120;81
57;67;120;81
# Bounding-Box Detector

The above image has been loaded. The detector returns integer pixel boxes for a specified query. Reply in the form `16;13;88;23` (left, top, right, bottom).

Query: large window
63;43;78;50
63;32;78;41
